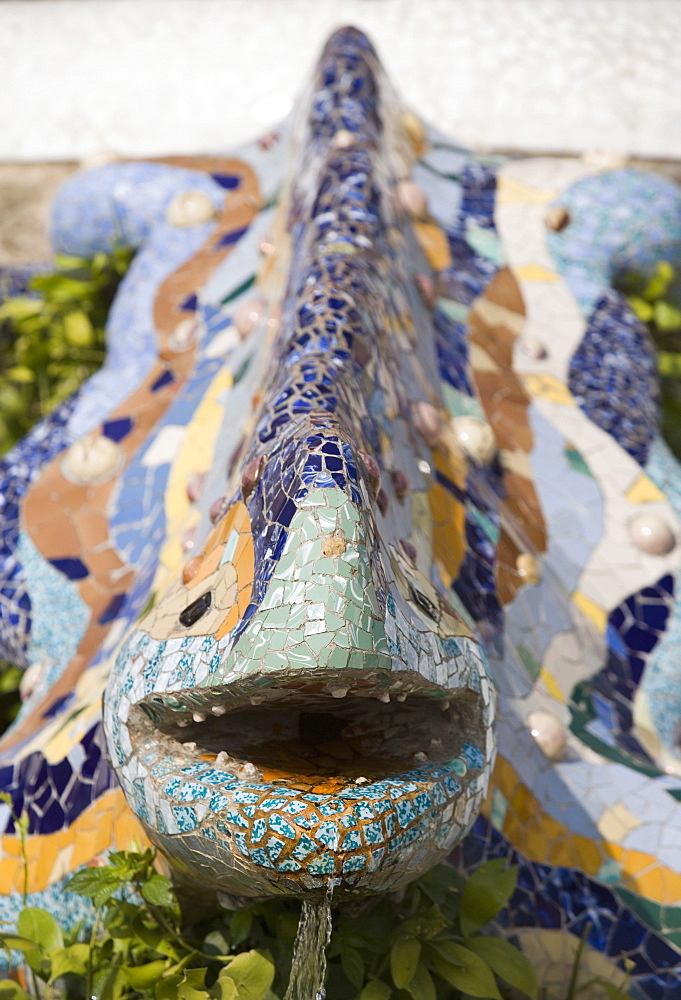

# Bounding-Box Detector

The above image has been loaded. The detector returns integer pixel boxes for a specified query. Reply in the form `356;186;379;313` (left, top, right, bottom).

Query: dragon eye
179;591;212;627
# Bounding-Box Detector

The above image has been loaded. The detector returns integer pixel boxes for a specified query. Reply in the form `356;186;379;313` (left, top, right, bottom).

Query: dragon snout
118;670;492;901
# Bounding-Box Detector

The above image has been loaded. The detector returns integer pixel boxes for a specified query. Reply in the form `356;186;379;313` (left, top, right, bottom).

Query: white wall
1;0;679;161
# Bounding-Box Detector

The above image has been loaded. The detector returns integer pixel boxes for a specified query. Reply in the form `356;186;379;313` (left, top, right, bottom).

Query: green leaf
63;310;94;347
390;938;421;988
210;973;239;1000
658;351;681;377
142;872;176;908
459;861;517;935
0;933;43;955
124;959;171;989
629;295;654;322
429;942;502;999
156;970;209;1000
643;261;675;302
224;949;275;1000
427;941;466;967
655;300;681;333
407;963;436;1000
203;928;232;957
466;936;537;999
359;981;392;1000
93;963;127;1000
0;297;42;322
17;907;63;951
48;942;90;982
130;910;182;959
0;981;32;1000
5;367;35;384
230;909;253;947
341;943;365;989
67;866;122;906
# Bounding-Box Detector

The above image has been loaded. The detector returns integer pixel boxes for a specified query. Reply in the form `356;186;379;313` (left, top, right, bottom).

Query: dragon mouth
132;670;483;788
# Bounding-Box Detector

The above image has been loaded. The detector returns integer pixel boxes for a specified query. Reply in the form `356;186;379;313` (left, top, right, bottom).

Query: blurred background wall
0;0;679;162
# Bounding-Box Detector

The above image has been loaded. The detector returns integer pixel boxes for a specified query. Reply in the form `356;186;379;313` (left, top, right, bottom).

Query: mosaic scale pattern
1;26;681;995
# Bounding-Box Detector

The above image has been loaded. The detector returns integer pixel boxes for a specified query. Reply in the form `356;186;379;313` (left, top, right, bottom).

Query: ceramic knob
520;335;547;360
628;514;676;555
453;416;496;464
544;206;570;232
166;190;216;227
415;274;437;309
527;711;567;760
412;402;442;448
234;298;264;339
396;180;428;219
186;473;204;503
62;435;122;484
333;129;355;149
516;553;541;585
169;316;199;352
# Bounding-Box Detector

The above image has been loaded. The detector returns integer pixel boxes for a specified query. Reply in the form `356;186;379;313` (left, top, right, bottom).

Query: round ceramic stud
358;451;381;497
62;434;123;485
20;661;44;701
396;180;428;219
392;469;410;500
415;274;437;309
412;402;442;448
333;129;355;149
241;455;266;501
544;206;570;232
527;711;567;760
166;190;216;227
628;514;676;555
516;553;541;585
452;416;496;465
399;539;418;564
520;335;547;360
182;555;203;585
209;496;228;524
234;298;264;339
186;472;205;503
168;316;199;353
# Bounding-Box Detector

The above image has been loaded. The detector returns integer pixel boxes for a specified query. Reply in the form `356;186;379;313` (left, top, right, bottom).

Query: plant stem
566;922;591;1000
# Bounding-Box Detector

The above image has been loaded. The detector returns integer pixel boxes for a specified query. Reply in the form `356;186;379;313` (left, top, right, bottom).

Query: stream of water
283;881;336;1000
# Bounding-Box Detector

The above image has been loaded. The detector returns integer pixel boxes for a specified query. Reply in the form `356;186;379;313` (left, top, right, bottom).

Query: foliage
0;848;631;1000
0;247;133;739
0;247;132;458
621;260;681;458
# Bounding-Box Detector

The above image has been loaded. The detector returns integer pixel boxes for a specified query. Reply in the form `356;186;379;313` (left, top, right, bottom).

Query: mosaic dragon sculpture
2;26;681;996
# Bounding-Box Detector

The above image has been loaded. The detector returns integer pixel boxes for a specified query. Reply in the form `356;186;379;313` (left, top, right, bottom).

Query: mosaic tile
1;23;680;997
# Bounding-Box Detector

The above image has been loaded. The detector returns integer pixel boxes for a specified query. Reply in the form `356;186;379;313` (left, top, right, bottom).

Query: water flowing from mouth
284;880;336;1000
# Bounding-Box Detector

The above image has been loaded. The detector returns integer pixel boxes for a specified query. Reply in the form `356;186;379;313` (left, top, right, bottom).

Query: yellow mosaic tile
515;264;560;282
597;802;642;843
626;474;667;504
0;789;147;893
522;374;575;406
572;590;608;633
412;219;452;270
496;176;557;205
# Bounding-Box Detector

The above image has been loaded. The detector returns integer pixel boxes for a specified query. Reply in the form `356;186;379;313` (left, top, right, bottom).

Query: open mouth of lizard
132;670;484;792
